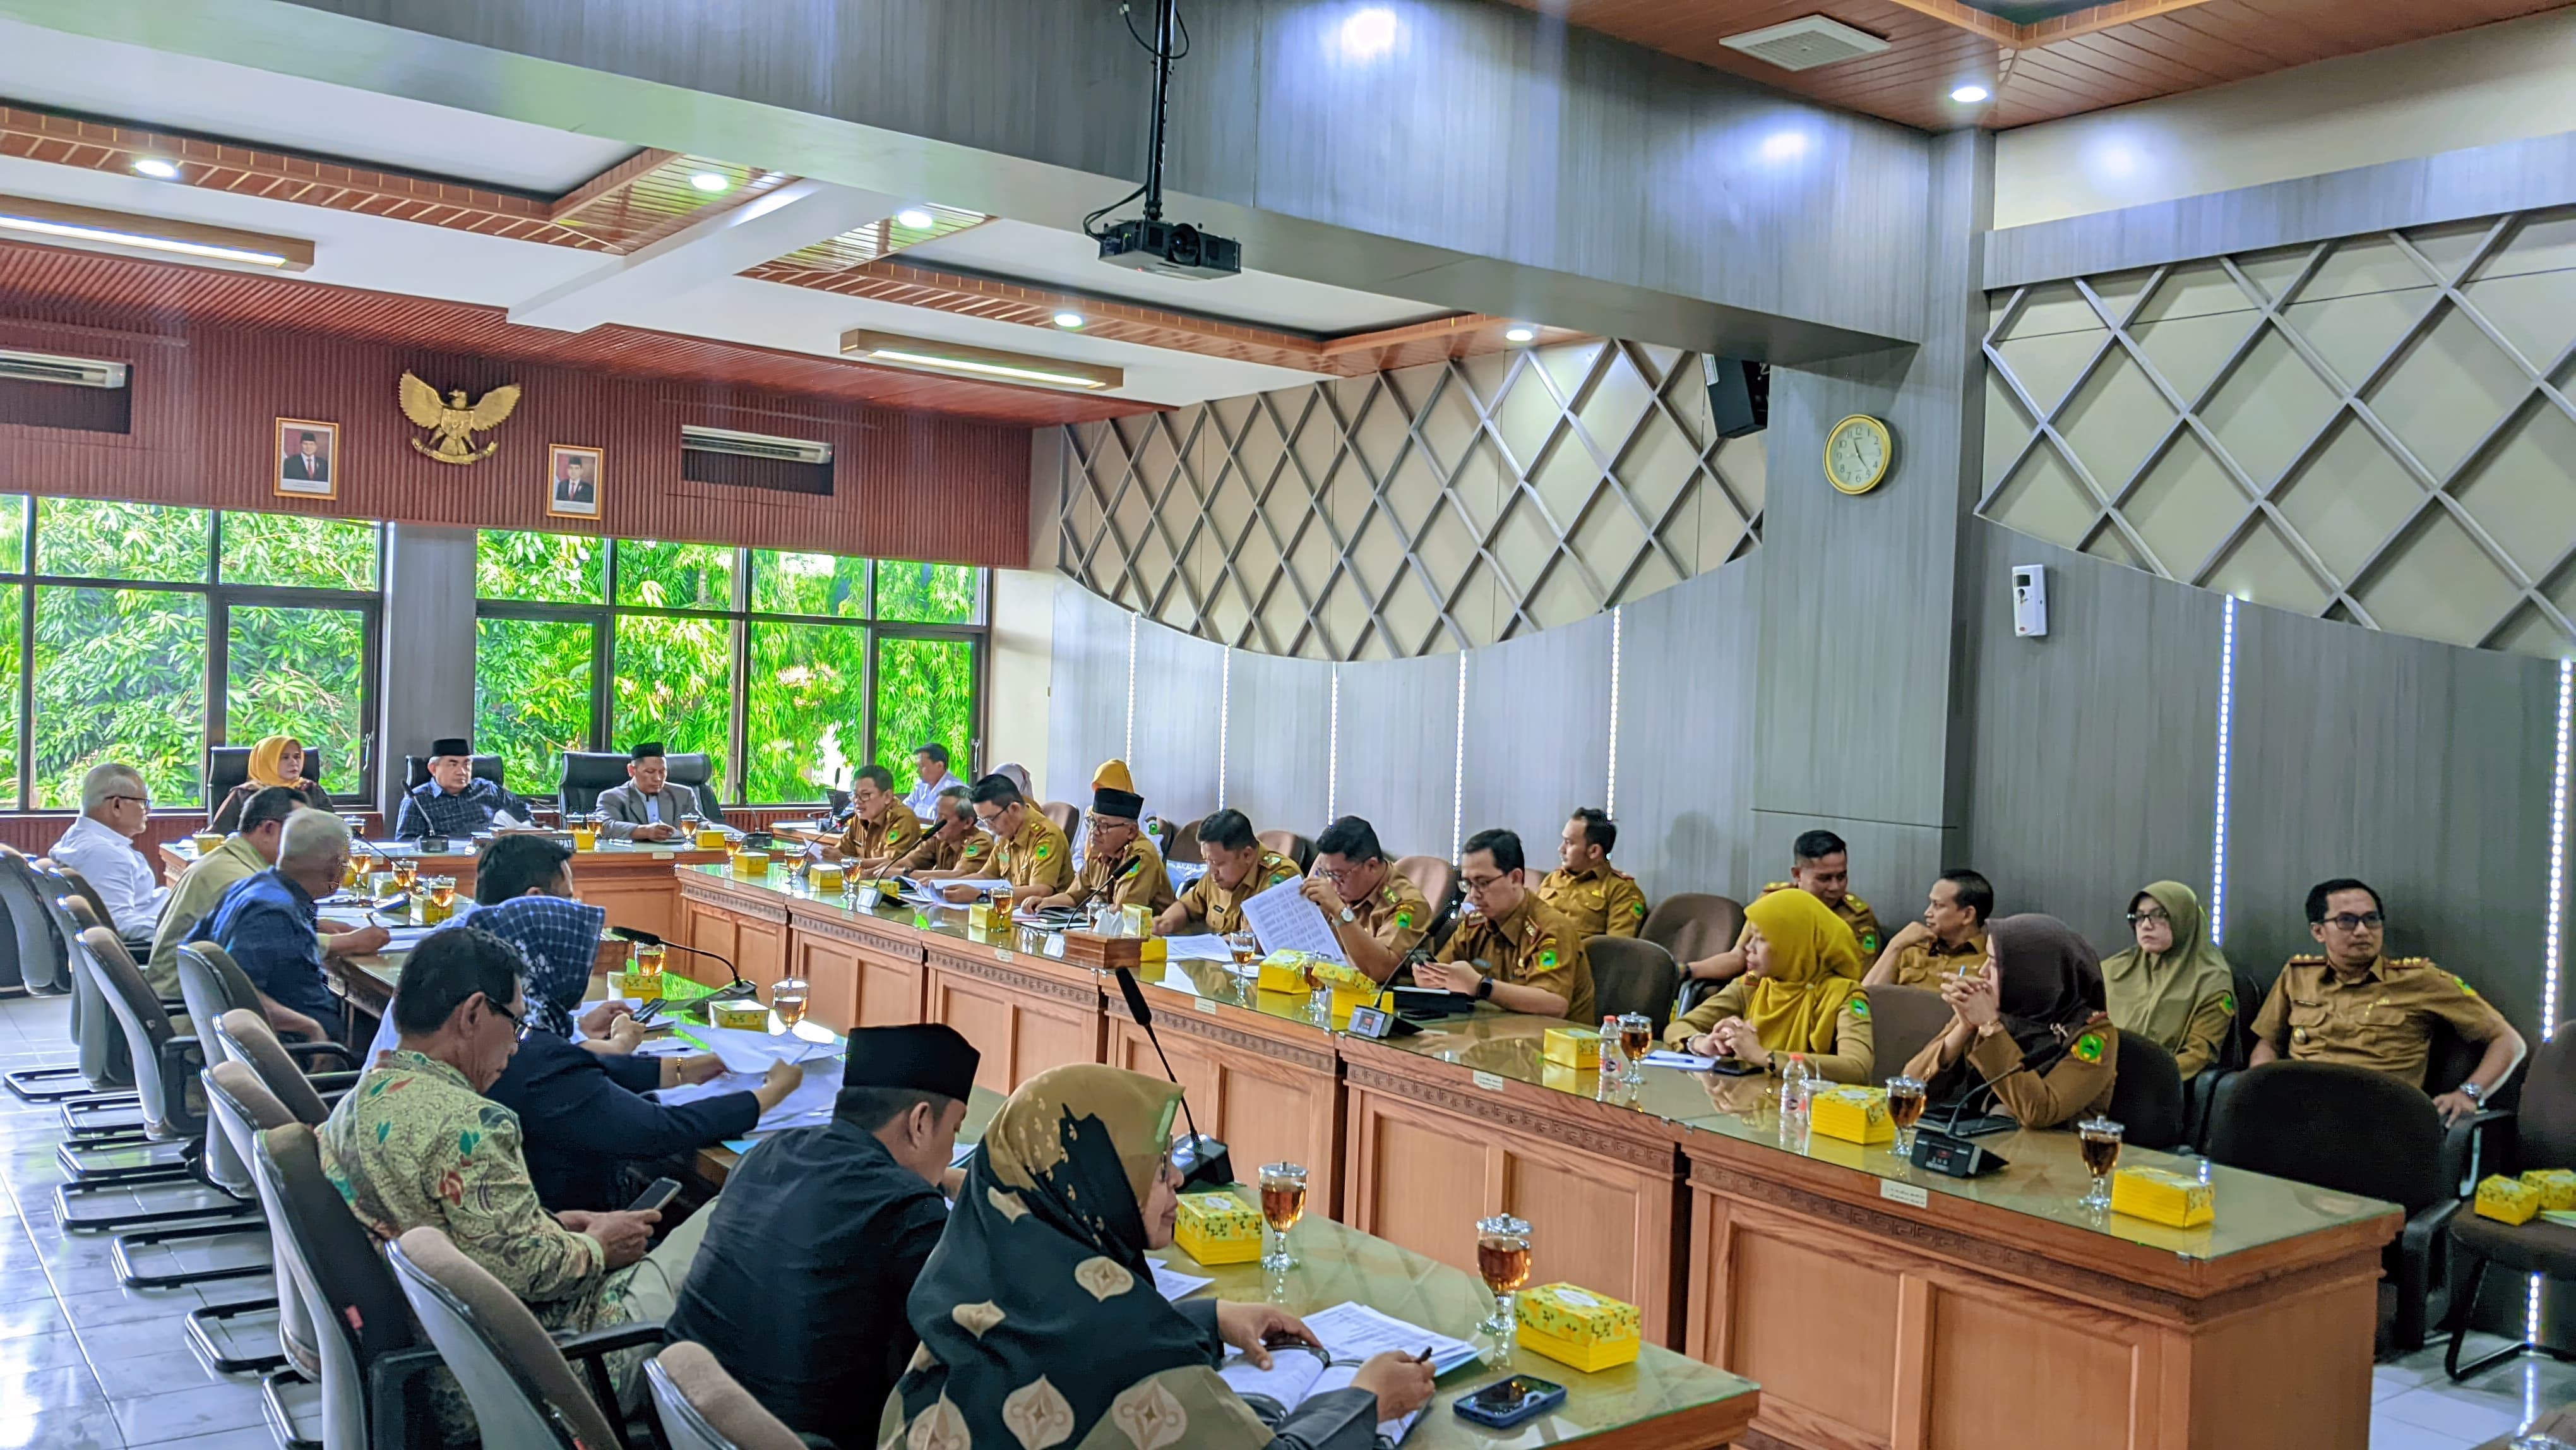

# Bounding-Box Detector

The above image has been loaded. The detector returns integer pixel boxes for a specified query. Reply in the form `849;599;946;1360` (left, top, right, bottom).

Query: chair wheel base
4;1065;88;1102
186;1297;285;1374
114;1219;272;1289
54;1178;254;1235
2448;1334;2576;1382
260;1368;322;1450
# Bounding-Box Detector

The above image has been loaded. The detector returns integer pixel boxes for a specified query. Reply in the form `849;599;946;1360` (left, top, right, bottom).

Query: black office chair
666;752;716;801
2106;1032;2186;1150
1864;985;1952;1083
205;745;328;812
2208;1061;2460;1352
1587;937;1681;1035
2446;1028;2576;1381
402;755;505;792
558;752;630;814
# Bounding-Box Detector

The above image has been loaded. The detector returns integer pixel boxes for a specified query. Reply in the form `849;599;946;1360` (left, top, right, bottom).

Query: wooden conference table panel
920;931;1105;1096
674;871;790;992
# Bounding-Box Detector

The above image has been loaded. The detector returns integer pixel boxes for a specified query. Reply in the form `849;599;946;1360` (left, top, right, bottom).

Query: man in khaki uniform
1302;815;1433;983
1158;809;1300;937
1418;828;1595;1022
939;776;1070;902
1865;869;1994;989
1033;785;1174;916
896;788;987;877
1685;829;1881;986
1535;808;1649;940
833;764;924;871
2250;877;2524;1124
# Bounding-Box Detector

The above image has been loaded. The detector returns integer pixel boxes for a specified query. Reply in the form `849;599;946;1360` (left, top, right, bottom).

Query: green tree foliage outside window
874;635;974;779
221;513;379;591
475;618;593;794
227;607;366;797
874;561;978;623
616;541;732;611
745;622;869;803
39;498;209;582
478;529;602;602
613;614;731;794
0;584;21;809
751;550;867;618
35;587;206;809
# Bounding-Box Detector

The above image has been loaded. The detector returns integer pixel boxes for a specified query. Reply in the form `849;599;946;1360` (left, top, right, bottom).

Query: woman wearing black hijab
1899;913;2119;1129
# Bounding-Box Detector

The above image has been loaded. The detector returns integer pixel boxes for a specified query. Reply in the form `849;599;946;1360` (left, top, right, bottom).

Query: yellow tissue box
1257;951;1320;995
707;1000;769;1030
729;850;770;878
694;827;730;850
2479;1174;2543;1225
1810;1086;1895;1146
1542;1028;1602;1072
1172;1192;1263;1265
1119;904;1154;937
968;902;1000;934
1515;1283;1642;1372
1138;937;1168;964
2522;1170;2576;1211
2111;1166;2217;1228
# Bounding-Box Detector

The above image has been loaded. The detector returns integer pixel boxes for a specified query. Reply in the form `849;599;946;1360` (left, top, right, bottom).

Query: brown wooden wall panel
0;309;1034;566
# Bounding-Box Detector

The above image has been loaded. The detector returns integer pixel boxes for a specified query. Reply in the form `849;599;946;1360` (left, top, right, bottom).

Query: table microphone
1111;966;1232;1191
609;926;758;1002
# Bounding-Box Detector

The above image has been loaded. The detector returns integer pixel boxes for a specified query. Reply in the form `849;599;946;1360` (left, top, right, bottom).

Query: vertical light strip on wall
1452;652;1469;858
2539;657;2575;1344
2209;596;2239;945
1606;606;1624;818
1327;668;1341;822
1124;612;1138;764
1217;647;1232;810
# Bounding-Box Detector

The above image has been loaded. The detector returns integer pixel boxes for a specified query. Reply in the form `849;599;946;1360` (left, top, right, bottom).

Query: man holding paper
1301;815;1433;982
1159;808;1303;935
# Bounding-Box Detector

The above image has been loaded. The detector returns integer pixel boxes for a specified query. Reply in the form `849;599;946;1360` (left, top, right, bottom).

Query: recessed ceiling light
689;172;730;193
0;194;311;270
1504;325;1537;344
1339;8;1400;61
1052;311;1087;330
130;158;181;181
1950;84;1991;104
896;208;935;230
840;328;1123;393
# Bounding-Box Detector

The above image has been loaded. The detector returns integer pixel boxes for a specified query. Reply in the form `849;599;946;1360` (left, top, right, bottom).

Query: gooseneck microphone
609;925;756;1002
1112;965;1233;1190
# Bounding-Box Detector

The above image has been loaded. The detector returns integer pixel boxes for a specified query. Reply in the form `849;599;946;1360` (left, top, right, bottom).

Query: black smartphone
629;997;666;1026
628;1177;681;1213
1708;1057;1764;1077
1453;1375;1566;1429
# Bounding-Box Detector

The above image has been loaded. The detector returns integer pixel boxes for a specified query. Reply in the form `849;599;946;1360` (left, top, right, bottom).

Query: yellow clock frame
1824;413;1893;496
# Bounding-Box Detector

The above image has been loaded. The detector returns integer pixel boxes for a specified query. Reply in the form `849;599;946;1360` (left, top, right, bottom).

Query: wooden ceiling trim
1877;0;2018;44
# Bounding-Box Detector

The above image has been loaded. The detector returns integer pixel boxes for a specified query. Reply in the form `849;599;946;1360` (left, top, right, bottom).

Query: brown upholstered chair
1258;830;1316;872
1863;985;1953;1084
1391;854;1457;930
645;1342;808;1450
1648;893;1745;1014
1041;800;1081;842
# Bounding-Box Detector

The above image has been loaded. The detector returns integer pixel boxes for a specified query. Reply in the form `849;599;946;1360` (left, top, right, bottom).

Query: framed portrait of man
547;444;602;519
275;417;338;500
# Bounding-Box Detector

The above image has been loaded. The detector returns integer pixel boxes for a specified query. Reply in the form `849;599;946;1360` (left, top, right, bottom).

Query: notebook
1217;1302;1479;1444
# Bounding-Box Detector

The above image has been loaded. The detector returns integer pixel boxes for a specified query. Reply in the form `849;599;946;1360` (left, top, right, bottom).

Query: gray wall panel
1954;520;2224;951
1222;648;1331;842
1044;583;1130;810
1333;653;1464;861
1613;555;1761;906
380;524;476;806
1128;618;1224;826
2224;602;2560;1037
1460;613;1614;865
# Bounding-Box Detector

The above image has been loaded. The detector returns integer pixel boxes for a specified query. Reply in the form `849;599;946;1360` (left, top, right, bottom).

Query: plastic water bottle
1779;1054;1814;1121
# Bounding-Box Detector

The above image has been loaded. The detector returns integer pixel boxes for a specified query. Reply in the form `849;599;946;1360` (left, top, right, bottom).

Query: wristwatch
2460;1081;2487;1106
1476;974;1496;1002
1339;905;1358;925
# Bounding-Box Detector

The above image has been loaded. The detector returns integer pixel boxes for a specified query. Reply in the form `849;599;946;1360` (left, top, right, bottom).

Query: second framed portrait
275;417;338;500
547;444;603;519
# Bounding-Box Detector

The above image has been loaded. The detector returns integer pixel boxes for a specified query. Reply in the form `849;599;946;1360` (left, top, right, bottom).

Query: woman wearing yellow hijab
2100;881;2236;1079
210;734;324;833
1662;887;1874;1083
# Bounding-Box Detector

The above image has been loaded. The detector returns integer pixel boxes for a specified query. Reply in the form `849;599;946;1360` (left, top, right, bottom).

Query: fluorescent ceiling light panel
837;328;1123;392
0;194;312;270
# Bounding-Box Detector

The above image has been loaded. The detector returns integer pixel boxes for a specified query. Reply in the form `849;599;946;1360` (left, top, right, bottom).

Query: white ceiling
0;21;1460;407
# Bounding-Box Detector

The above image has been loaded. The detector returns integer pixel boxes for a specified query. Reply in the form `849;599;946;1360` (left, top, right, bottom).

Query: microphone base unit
1171;1132;1233;1193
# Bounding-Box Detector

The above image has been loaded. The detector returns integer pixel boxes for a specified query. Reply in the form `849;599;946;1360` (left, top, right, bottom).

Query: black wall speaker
1702;356;1770;439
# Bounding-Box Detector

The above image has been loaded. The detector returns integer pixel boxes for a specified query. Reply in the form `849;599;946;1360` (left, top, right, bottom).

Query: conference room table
667;861;2399;1450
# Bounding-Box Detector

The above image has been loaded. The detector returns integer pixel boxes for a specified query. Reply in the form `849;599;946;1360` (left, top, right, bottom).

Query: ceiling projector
1097;218;1240;280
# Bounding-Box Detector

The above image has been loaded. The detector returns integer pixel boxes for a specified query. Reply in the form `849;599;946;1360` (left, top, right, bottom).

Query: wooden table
161;835;729;941
662;864;2397;1450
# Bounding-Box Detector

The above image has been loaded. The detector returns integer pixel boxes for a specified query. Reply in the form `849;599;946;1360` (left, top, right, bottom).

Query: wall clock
1825;414;1893;496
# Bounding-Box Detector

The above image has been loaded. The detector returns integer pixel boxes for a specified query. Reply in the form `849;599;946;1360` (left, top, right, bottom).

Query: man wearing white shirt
52;762;170;947
900;743;960;818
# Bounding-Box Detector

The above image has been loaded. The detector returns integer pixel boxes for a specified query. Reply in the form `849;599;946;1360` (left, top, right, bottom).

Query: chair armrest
283;1042;357;1072
2401;1197;2464;1259
551;1319;668;1362
304;1070;362;1094
2441;1108;2515;1197
365;1345;450;1450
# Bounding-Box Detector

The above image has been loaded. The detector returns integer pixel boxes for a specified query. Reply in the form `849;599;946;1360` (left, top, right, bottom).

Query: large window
0;499;382;811
473;534;984;806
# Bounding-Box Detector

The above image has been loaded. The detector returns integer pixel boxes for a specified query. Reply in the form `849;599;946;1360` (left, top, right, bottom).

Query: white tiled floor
0;986;2568;1448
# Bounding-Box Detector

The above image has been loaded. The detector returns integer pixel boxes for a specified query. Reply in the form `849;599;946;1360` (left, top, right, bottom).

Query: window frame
473;539;988;807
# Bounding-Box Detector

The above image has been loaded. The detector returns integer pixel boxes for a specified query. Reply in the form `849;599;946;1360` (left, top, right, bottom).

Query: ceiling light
1504;325;1537;344
896;208;935;230
130;158;181;181
1758;129;1810;163
840;328;1123;393
0;195;312;271
689;171;730;193
1950;83;1991;104
1052;311;1087;329
1339;7;1400;61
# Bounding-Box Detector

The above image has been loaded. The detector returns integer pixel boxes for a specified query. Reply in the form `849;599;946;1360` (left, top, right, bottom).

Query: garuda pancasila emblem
399;373;521;464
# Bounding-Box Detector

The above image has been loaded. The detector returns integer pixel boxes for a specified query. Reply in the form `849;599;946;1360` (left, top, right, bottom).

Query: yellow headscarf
1092;758;1135;795
1741;887;1867;1057
246;735;301;789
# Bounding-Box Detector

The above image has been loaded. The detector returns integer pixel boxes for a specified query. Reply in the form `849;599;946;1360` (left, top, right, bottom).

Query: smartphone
628;1177;681;1213
1708;1057;1764;1077
629;997;666;1026
1453;1375;1566;1429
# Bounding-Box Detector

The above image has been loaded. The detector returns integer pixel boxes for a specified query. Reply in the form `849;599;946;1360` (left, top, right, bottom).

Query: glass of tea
391;857;418;892
2077;1117;2125;1208
770;977;811;1029
1259;1163;1308;1272
1616;1014;1654;1084
1225;932;1260;974
1474;1213;1532;1349
1885;1076;1929;1156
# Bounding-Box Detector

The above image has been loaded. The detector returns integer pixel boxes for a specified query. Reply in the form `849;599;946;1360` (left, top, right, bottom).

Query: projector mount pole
1142;0;1176;222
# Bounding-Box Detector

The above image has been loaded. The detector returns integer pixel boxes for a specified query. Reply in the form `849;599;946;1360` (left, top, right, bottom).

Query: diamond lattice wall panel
1981;203;2576;659
1058;342;1763;661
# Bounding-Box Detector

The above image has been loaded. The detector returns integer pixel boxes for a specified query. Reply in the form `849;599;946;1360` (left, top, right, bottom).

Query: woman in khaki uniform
1904;913;2118;1130
1663;887;1875;1084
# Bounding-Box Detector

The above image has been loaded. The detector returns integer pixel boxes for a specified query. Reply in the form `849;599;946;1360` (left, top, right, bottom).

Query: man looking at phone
665;1024;982;1450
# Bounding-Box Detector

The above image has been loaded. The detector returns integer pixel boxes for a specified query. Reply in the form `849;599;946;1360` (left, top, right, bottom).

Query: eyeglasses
2125;910;2171;927
107;794;148;808
1460;873;1506;893
1314;861;1361;884
2323;911;2385;932
488;996;532;1040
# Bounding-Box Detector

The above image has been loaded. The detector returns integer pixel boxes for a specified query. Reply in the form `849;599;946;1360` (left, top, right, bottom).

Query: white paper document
1157;934;1241;964
679;1023;844;1074
1639;1049;1717;1071
1238;884;1344;962
1146;1258;1213;1301
1218;1302;1477;1443
653;1057;840;1131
